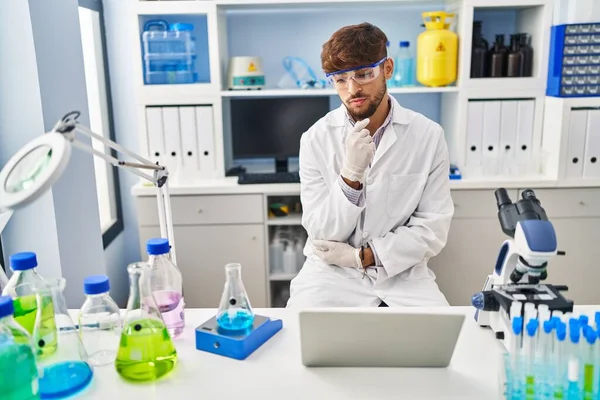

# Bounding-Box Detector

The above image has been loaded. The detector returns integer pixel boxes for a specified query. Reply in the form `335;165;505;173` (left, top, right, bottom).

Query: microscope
472;188;574;349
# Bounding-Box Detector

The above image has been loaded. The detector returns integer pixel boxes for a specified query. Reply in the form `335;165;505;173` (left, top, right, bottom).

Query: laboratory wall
0;0;106;307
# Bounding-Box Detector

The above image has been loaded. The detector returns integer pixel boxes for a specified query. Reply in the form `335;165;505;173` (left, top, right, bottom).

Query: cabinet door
428;219;508;306
139;224;267;308
543;218;600;305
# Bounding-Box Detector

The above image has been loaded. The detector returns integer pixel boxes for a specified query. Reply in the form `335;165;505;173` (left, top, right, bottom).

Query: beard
345;77;387;121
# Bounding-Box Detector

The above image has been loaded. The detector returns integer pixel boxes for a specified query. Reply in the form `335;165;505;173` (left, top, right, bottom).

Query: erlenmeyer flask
216;263;254;332
115;262;177;382
34;278;93;399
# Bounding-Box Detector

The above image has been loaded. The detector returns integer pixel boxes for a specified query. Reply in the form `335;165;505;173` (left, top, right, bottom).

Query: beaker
115;262;177;382
34;278;93;399
216;263;255;332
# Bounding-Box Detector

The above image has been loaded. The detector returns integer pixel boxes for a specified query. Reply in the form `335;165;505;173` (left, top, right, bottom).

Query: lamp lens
5;145;53;193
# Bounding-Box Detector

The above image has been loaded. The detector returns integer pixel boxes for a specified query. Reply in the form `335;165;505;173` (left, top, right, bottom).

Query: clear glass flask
35;278;94;399
216;263;254;332
78;275;122;366
146;238;185;338
115;262;177;382
0;295;40;400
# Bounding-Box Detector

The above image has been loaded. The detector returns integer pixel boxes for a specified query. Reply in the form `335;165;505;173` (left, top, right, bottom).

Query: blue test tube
594;311;600;331
524;318;538;400
511;316;524;400
581;315;590;328
567;321;581;400
555;322;567;400
541;319;554;398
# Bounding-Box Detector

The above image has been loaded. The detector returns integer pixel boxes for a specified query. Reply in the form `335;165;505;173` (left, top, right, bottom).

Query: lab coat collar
326;94;412;128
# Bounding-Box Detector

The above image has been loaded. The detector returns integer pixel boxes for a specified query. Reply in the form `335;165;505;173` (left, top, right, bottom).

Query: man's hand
312;240;362;269
340;118;376;183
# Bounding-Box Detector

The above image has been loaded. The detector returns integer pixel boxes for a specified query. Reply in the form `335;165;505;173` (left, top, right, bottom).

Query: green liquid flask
0;295;40;400
115;262;177;382
2;252;57;358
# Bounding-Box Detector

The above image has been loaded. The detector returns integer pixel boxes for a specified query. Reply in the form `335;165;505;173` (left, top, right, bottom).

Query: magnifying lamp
0;111;176;264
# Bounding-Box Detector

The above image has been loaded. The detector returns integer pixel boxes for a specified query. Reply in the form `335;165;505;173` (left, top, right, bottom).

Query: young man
286;23;454;308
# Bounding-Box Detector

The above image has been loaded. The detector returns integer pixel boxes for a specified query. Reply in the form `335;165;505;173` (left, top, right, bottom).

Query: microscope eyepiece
495;188;512;209
521;189;538;202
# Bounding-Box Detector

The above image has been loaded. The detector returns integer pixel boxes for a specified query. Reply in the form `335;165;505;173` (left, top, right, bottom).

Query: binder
465;101;484;170
499;100;518;176
583;109;600;178
516;100;535;174
482;101;502;176
179;106;201;183
566;109;588;179
162;107;183;181
195;106;216;179
145;107;165;167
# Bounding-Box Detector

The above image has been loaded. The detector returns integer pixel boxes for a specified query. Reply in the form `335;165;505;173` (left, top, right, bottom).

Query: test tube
524;318;539;399
554;322;567;399
511;316;524;400
553;310;564;320
510;301;523;320
582;326;596;399
538;304;550;322
540;319;554;398
594;311;600;331
567;321;581;400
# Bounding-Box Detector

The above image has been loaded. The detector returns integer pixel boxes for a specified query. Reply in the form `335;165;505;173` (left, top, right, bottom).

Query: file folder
466;101;484;171
482;101;502;176
179;106;201;183
499;100;518;176
195;106;216;179
162;106;183;182
516;100;535;174
566;109;588;179
145;107;165;167
583;109;600;178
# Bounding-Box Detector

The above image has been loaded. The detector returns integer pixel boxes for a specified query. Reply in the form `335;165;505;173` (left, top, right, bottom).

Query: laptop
298;308;465;368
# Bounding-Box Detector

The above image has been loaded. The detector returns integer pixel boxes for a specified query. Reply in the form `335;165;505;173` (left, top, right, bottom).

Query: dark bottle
471;21;489;78
518;33;534;77
488;34;508;77
507;34;522;77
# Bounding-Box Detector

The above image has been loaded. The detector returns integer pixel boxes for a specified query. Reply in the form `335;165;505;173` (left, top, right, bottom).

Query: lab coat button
367;177;374;185
362;232;369;239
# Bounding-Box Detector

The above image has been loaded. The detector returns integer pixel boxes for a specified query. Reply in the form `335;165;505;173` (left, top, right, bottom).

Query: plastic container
1;252;57;357
282;242;296;274
394;41;415;87
146;238;185;339
0;295;40;400
269;237;284;274
417;11;458;87
142;20;197;85
78;275;122;366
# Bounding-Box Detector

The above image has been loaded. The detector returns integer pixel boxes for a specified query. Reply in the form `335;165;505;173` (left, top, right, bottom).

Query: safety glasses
326;57;387;89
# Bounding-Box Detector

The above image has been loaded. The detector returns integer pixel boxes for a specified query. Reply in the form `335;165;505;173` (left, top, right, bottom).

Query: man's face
342;72;387;121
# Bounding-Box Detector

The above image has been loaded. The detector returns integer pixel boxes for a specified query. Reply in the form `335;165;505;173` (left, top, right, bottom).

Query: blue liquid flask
216;263;254;332
394;41;415;87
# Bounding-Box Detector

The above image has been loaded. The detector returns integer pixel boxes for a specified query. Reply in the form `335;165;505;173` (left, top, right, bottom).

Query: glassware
0;295;40;400
488;34;507;78
507;34;522;77
78;275;122;366
146;238;185;338
2;252;57;358
216;263;254;332
471;21;488;78
115;262;177;382
34;278;93;399
518;33;534;77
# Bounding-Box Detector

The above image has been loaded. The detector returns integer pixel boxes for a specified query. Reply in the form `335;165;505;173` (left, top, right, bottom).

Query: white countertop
130;177;600;197
71;305;564;400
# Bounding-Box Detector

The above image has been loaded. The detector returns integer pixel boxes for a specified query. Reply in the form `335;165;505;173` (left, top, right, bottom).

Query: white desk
71;305;579;400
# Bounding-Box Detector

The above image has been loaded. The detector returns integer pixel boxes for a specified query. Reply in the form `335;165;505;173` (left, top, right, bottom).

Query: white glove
340;118;376;183
312;240;362;269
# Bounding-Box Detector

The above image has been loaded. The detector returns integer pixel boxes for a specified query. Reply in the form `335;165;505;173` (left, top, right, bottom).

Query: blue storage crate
142;20;198;85
547;23;600;97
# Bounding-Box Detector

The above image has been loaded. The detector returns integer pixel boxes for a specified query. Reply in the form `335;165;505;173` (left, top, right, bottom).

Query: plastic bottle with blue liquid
0;295;40;400
216;263;254;332
394;41;415;87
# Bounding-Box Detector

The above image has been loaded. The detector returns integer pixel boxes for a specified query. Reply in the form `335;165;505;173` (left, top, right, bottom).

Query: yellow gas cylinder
417;11;458;87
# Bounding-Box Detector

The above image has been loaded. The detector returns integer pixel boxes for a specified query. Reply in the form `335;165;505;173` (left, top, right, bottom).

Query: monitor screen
231;97;331;160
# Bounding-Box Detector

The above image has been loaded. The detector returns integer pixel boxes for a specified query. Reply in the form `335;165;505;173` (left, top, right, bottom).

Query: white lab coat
287;96;454;308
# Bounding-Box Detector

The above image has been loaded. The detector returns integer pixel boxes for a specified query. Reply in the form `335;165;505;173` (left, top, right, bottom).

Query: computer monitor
230;97;331;172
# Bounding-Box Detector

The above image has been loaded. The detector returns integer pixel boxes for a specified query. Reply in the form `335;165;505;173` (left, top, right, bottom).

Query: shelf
138;83;219;106
269;273;298;281
216;0;452;9
221;86;459;98
462;77;546;92
267;215;303;225
136;1;214;15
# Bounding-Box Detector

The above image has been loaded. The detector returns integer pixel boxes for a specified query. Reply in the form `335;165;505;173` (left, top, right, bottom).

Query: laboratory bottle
0;295;40;400
78;275;122;366
470;21;488;78
488;34;507;78
34;278;94;399
146;238;185;338
1;252;57;357
393;41;415;87
518;33;533;77
269;236;284;274
282;241;297;274
507;34;522;77
115;262;177;382
216;263;255;332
